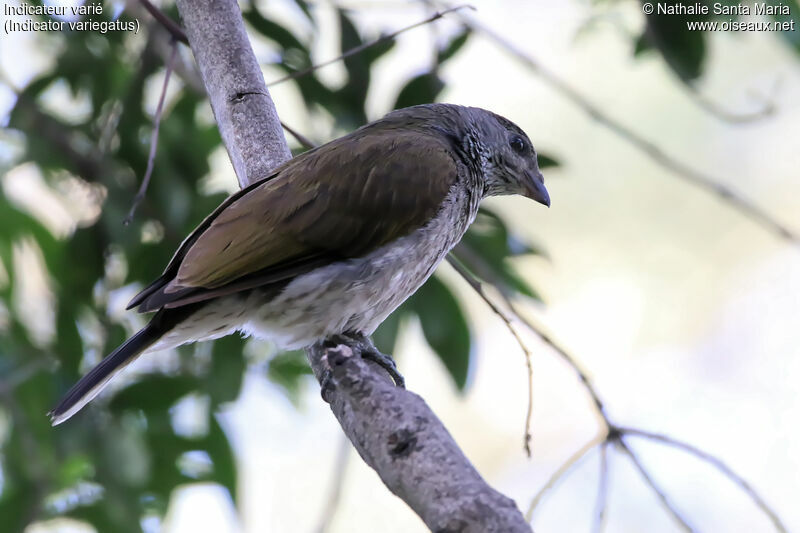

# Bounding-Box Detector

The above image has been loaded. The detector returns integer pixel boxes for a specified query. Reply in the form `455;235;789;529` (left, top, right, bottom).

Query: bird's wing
128;129;459;312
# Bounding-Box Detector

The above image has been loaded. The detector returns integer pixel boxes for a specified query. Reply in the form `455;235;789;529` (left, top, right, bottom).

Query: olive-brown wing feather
129;129;458;312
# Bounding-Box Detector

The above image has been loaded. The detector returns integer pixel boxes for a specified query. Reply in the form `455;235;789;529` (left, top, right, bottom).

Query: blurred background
1;0;799;532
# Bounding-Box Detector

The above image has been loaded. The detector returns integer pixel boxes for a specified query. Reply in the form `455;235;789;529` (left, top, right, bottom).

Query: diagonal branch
140;0;188;44
616;437;695;532
307;340;532;532
620;427;788;533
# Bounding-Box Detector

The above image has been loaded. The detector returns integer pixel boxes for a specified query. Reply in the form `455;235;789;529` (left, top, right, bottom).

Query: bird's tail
48;307;192;426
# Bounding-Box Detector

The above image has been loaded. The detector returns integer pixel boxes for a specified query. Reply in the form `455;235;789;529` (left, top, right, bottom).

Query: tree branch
307;339;532;532
173;1;531;529
175;0;291;188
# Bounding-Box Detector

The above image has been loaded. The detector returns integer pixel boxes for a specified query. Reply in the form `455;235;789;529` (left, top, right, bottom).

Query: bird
49;103;550;425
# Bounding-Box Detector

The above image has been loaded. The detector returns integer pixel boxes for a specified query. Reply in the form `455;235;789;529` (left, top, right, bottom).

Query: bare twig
508;298;608;420
525;431;607;520
592;441;610;533
139;0;188;44
281;121;317;151
616;438;695;532
265;5;475;87
447;255;536;457
454;248;786;531
620;427;788;533
445;5;798;243
124;39;178;225
682;83;776;124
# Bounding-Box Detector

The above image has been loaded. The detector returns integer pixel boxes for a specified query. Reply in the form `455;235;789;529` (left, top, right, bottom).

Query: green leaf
109;376;199;415
267;350;313;404
537;152;560;169
409;275;471;390
636;2;707;81
201;418;238;503
244;8;309;55
766;0;800;52
333;9;396;128
57;454;95;489
372;308;403;355
393;72;445;109
206;335;247;405
289;0;314;24
458;208;543;300
437;28;471;64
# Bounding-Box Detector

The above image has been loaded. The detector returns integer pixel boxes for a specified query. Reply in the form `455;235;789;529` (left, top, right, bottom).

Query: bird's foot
360;347;405;389
323;332;406;389
319;368;335;403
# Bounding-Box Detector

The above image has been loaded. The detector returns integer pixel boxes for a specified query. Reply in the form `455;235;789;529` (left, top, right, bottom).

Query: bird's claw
321;332;406;390
360;347;406;388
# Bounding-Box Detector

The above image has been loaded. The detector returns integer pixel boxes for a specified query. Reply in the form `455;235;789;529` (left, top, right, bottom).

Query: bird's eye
509;136;526;154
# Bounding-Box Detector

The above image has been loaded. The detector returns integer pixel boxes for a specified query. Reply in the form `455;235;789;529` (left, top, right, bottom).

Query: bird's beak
522;170;550;207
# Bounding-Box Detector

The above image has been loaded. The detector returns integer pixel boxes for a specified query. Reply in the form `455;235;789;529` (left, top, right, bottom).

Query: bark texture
175;0;291;187
172;1;532;530
307;339;532;532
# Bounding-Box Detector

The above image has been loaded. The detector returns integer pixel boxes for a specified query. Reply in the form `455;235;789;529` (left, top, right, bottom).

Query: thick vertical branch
170;1;531;530
175;0;291;187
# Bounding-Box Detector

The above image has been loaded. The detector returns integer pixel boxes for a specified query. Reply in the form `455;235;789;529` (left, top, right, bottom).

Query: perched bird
49;103;550;425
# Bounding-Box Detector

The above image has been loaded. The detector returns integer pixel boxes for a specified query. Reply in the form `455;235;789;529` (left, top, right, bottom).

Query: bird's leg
342;331;406;389
318;333;406;401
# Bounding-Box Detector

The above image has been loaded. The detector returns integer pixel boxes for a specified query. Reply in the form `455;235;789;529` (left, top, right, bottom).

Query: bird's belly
242;243;444;349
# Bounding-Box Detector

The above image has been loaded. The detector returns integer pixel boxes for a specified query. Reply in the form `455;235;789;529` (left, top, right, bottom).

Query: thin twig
592;441;610;533
447;255;536;457
314;434;351;533
620;427;788;533
124;39;178;225
682;83;776;124
456;240;608;421
524;431;607;521
446;5;798;243
139;0;189;44
452;249;787;531
265;5;475;87
508;299;608;421
616;438;695;532
281;121;317;150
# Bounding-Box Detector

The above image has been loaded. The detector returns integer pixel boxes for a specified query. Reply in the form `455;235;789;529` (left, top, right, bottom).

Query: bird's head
378;103;550;207
465;107;550;207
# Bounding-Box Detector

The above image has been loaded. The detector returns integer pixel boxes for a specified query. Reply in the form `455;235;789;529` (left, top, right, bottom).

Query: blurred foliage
630;0;800;81
0;2;549;532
